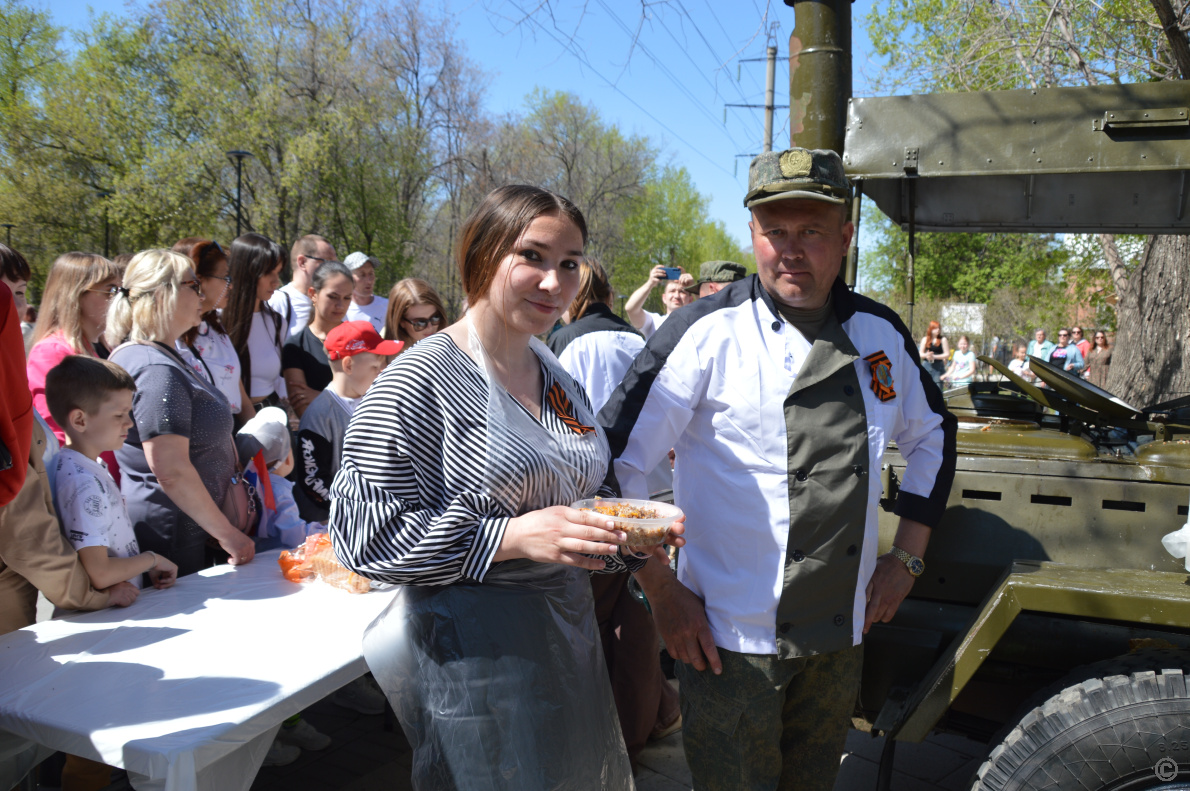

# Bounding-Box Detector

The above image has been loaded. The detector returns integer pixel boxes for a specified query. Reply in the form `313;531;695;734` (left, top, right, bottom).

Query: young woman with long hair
222;234;289;411
331;185;684;788
1085;330;1113;389
918;320;949;391
27;252;124;479
174;239;255;424
382;277;449;350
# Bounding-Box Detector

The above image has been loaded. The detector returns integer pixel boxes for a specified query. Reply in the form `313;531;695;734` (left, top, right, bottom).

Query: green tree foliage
865;0;1181;95
856;0;1180;354
0;1;743;317
0;0;486;289
863;212;1067;304
616;165;752;310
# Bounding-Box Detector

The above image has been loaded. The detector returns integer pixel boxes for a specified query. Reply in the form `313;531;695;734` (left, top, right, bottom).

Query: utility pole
728;34;788;157
227;150;253;238
763;45;777;152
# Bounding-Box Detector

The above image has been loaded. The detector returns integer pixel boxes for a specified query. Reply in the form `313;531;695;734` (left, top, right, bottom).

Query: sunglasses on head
402;314;443;331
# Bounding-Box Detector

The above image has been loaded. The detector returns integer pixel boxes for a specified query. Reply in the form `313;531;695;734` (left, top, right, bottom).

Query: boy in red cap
295;321;400;523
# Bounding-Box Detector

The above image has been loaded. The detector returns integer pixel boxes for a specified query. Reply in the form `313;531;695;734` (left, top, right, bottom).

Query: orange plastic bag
278;533;371;594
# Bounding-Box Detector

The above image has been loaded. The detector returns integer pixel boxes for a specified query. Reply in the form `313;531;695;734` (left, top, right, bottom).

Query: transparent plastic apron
363;320;634;791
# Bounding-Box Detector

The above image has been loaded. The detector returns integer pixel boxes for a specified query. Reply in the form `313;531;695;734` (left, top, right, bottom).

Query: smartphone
662;267;682;280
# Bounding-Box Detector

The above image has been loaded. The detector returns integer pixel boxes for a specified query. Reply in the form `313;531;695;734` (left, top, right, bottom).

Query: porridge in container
571;497;683;556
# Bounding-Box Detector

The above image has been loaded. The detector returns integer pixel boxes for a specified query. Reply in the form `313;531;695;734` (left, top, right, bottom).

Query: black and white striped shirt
329;332;638;585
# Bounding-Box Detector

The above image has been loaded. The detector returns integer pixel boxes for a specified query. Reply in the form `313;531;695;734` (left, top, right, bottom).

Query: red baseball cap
324;321;404;360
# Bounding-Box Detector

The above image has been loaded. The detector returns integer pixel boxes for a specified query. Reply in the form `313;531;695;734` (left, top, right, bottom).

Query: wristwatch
889;546;925;577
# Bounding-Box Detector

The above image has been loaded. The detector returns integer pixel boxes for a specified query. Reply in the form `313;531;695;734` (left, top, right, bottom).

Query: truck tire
973;663;1190;790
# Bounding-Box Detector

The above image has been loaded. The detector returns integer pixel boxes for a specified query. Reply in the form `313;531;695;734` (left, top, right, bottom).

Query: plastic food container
571;498;684;557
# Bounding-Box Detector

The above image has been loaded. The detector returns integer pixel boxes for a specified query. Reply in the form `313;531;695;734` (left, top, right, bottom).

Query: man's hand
635;556;722;674
106;581;139;608
648;265;667;287
864;517;931;634
863;554;915;633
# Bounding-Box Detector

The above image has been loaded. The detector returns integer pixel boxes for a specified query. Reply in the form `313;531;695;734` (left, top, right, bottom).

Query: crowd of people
0;234;449;781
919;322;1113;391
1;147;957;791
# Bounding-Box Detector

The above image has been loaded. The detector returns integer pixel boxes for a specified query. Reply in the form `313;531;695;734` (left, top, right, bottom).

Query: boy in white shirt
46;356;178;592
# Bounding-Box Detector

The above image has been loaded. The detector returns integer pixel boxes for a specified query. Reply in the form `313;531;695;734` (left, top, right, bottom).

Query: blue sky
43;0;884;250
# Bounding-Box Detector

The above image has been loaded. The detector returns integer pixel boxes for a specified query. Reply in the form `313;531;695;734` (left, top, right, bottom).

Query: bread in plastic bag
279;533;371;593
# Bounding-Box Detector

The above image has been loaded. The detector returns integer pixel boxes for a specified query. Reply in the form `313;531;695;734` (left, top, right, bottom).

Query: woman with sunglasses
27;252;124;478
1084;330;1112;389
173;239;255;425
107;249;255;577
382;277;449;350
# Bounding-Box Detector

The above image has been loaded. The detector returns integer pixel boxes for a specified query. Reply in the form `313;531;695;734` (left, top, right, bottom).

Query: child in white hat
235;407;324;550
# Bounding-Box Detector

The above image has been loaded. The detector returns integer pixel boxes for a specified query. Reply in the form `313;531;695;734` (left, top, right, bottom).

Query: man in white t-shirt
269;234;337;337
343;252;388;334
625;265;695;340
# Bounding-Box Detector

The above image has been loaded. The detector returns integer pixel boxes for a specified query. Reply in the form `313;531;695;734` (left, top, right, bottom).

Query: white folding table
0;551;397;791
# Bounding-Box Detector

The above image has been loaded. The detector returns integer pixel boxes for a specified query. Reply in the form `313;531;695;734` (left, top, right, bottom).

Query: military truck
843;81;1190;790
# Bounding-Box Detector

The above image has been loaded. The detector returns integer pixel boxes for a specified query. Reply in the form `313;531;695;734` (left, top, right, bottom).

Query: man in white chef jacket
601;147;956;791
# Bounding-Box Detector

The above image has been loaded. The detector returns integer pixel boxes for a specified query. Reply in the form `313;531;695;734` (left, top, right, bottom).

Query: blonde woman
27;252;124;479
382;277;449;350
106;250;255;577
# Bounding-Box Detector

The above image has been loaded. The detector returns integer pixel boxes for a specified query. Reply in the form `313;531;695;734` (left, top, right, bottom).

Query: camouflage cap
744;148;852;208
685;260;746;294
697;260;746;283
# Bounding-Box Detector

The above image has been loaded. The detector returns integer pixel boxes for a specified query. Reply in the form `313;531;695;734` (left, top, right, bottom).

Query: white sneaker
332;676;386;715
262;738;300;767
276;718;331;751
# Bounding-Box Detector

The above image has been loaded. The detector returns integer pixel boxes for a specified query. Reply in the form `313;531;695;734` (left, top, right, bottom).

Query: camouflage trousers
675;643;863;791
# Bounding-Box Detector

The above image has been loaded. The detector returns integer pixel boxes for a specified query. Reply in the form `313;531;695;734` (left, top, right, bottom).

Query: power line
649;14;762;141
505;0;739;179
671;2;751;103
591;0;753;154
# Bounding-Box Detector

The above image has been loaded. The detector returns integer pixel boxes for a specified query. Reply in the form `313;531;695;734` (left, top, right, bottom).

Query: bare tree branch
1149;0;1190;77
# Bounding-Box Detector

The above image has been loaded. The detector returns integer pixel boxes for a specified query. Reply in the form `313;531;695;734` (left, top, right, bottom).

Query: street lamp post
0;224;13;247
96;191;114;258
227;150;253;238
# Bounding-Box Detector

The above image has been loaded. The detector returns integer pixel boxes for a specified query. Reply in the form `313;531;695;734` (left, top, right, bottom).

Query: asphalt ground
248;685;991;791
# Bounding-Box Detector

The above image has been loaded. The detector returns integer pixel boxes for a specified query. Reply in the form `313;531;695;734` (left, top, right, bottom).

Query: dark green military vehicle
844;81;1190;790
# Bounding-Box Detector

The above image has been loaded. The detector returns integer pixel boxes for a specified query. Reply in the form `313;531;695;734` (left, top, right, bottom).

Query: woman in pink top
26;252;123;481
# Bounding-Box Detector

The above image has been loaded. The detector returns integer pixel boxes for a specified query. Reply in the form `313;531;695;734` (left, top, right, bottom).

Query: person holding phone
625;264;695;340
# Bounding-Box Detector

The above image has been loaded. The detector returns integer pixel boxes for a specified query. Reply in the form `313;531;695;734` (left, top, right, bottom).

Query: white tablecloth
0;551;397;791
